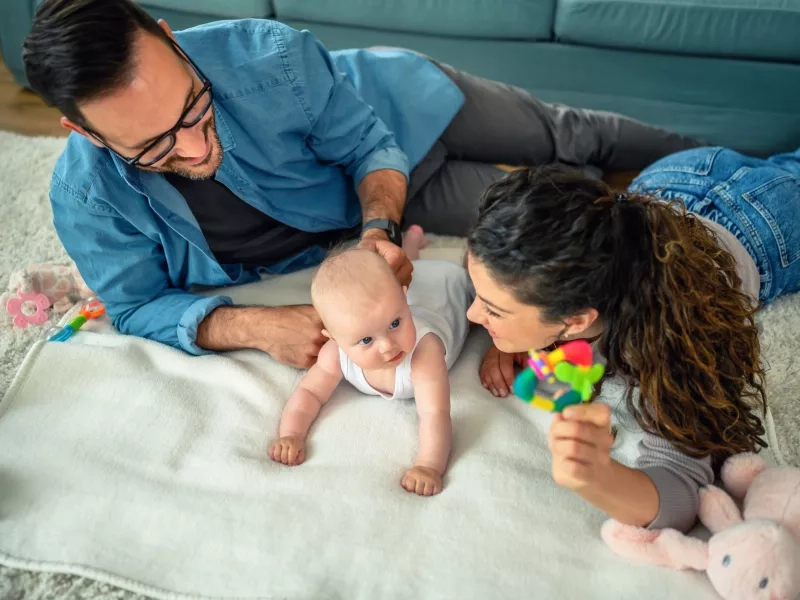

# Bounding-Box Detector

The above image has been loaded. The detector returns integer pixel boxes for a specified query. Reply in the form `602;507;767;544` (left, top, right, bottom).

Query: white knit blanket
0;249;782;600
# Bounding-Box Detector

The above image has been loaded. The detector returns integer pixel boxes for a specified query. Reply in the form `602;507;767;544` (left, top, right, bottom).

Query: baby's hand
269;435;306;466
401;466;443;496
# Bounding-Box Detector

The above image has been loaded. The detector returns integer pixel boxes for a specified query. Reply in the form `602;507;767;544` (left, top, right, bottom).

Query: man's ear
157;19;177;42
565;308;599;338
61;117;104;148
321;329;331;339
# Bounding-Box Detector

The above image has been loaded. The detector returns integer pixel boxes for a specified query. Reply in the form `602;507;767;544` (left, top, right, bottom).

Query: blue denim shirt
49;19;464;354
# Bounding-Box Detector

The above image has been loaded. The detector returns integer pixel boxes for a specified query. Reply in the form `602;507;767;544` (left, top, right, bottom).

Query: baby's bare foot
401;465;443;496
269;435;306;466
402;225;429;261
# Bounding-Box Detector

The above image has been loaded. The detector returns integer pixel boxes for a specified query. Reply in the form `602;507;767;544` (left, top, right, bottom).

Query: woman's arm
548;403;657;525
635;433;714;531
573;461;660;527
548;403;713;531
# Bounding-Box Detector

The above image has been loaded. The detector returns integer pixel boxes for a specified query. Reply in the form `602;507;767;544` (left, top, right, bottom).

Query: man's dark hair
23;0;170;128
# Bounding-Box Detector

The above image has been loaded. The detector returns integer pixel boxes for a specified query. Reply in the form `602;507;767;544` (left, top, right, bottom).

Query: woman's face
466;253;568;353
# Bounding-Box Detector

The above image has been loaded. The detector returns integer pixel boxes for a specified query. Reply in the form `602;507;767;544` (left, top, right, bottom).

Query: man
23;0;701;368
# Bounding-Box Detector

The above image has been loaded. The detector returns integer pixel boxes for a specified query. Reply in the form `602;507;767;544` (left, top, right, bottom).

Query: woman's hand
547;403;614;490
547;403;660;526
479;346;528;397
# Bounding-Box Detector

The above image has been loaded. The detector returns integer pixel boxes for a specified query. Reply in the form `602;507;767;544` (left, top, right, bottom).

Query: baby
269;227;471;496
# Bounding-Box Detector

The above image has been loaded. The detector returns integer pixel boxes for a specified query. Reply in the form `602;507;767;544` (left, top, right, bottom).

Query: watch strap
361;218;402;246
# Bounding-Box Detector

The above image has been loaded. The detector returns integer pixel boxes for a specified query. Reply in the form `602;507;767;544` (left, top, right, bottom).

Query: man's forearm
357;168;407;225
195;305;271;352
579;460;660;527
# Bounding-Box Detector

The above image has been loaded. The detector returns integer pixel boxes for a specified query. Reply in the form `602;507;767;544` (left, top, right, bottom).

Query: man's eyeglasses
85;40;214;168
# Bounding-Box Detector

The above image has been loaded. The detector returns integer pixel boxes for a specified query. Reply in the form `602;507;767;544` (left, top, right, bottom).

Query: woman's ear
564;308;599;337
402;285;408;295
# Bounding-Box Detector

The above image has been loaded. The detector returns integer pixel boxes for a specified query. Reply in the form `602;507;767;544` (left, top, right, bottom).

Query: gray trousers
404;60;704;236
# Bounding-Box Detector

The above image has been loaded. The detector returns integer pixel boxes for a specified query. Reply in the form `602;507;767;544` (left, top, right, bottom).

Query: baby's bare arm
409;334;452;476
278;339;343;439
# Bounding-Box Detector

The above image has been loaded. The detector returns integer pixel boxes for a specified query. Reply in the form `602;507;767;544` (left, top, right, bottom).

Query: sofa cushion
141;0;274;19
554;0;800;62
274;0;554;41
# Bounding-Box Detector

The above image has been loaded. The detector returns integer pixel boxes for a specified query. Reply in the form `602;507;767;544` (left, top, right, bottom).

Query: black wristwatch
361;218;403;246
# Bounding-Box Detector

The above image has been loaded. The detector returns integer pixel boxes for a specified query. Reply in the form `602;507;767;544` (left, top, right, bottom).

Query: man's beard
145;118;223;180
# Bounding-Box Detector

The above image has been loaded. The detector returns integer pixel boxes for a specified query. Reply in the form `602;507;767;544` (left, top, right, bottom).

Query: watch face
387;222;402;245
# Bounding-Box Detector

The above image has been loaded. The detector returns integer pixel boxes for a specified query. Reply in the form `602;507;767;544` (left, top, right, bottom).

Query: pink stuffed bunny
602;452;800;600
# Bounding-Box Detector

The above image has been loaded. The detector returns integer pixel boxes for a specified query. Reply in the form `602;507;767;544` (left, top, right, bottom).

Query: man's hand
195;305;326;369
358;231;413;287
356;168;411;285
479;346;528;397
259;305;327;368
547;403;615;491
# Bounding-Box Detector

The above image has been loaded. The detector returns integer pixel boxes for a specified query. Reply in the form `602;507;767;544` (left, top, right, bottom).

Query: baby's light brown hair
311;248;402;327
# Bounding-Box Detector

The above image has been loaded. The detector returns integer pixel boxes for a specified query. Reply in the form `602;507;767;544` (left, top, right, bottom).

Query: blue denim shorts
632;147;800;303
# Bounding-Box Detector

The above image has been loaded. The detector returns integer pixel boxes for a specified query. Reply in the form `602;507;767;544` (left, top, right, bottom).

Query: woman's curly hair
467;165;767;461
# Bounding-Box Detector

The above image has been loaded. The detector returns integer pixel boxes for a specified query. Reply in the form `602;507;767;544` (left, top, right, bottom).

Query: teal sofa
2;0;799;155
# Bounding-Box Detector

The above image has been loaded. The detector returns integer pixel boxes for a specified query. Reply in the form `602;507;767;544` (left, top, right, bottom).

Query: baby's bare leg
402;225;429;261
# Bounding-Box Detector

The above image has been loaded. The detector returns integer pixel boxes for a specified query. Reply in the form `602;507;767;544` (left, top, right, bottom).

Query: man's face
68;24;223;180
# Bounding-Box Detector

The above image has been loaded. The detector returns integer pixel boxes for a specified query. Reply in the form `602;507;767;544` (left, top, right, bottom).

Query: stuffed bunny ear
601;520;708;571
698;485;743;533
721;452;768;500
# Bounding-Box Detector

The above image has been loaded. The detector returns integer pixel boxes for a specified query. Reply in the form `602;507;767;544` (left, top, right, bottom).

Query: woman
466;146;800;531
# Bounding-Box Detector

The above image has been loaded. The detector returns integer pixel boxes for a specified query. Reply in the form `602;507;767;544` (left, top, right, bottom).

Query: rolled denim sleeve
284;28;409;186
51;193;231;355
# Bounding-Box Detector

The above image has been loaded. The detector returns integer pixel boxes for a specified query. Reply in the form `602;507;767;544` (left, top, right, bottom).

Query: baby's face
324;285;417;371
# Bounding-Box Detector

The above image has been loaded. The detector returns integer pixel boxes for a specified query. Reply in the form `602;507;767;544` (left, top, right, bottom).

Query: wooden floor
0;55;67;137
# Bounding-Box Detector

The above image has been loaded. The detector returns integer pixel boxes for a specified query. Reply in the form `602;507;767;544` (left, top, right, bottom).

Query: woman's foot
402;225;429;261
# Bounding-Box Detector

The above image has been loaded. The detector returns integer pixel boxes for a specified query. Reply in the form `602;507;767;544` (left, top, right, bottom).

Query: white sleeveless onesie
338;260;472;400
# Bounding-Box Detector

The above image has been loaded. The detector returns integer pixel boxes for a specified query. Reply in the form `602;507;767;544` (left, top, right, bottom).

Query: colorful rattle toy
46;298;105;342
512;340;605;412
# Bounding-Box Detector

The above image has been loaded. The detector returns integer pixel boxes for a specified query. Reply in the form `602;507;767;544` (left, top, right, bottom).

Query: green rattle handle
67;315;88;331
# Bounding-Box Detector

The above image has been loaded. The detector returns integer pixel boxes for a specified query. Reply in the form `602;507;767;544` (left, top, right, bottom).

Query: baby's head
312;248;416;370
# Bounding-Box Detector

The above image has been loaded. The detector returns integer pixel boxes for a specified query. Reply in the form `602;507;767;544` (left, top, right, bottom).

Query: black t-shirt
165;174;356;268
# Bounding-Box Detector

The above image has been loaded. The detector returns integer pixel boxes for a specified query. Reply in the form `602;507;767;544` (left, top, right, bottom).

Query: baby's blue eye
358;337;373;346
759;577;769;589
722;555;731;567
390;318;401;329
